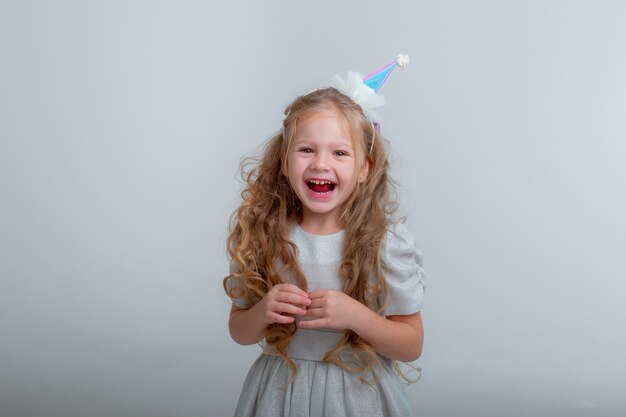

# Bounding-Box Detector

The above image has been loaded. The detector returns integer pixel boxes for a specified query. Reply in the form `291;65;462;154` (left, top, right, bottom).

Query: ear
358;158;370;183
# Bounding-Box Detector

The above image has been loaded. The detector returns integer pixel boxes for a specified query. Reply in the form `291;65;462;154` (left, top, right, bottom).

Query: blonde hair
224;88;397;382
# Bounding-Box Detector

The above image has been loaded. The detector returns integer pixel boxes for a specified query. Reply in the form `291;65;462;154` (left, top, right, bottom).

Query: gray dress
227;223;426;417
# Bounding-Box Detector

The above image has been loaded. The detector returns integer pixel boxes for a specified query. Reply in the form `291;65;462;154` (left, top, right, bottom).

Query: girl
224;56;426;417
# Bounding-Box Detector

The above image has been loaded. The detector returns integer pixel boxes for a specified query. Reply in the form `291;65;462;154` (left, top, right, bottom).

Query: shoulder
378;221;427;315
381;221;423;266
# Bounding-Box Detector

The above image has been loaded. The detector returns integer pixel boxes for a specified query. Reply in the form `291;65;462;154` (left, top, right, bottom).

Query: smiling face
284;106;369;233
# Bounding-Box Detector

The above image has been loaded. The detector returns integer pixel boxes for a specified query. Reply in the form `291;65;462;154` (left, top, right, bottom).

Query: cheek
285;156;304;183
340;165;359;186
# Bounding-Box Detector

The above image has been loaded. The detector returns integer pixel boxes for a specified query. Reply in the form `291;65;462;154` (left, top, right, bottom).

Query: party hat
330;54;409;124
363;54;410;92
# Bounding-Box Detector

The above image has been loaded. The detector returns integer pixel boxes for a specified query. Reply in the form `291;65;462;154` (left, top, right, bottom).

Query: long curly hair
224;87;397;381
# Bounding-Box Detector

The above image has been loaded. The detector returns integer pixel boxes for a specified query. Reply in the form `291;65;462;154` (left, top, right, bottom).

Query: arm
356;310;424;362
299;290;424;362
228;283;311;345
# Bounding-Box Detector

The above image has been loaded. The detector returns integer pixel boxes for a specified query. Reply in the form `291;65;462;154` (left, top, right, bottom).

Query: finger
269;312;295;324
276;283;309;298
272;301;307;316
307;299;324;309
275;291;311;307
304;307;324;318
308;290;327;299
298;318;327;329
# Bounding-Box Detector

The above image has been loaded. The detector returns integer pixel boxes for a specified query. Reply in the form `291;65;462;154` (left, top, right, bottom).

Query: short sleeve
224;259;258;309
379;222;427;316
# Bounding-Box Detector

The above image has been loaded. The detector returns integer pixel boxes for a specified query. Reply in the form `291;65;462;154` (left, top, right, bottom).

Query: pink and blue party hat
363;54;410;92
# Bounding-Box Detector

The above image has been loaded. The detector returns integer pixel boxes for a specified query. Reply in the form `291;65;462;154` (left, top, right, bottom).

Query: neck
299;212;343;235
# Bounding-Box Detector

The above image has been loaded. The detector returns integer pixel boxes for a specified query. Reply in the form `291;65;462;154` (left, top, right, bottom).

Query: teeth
308;180;332;185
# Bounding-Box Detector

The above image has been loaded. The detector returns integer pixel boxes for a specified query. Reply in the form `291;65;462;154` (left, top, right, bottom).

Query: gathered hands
257;284;310;325
258;284;368;331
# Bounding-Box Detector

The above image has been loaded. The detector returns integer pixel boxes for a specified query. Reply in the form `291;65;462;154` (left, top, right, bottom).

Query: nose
310;152;330;171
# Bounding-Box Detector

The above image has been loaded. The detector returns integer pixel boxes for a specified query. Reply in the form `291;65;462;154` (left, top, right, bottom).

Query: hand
298;289;367;330
256;283;311;325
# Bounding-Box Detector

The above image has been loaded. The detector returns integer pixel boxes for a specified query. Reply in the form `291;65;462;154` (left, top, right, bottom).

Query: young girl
224;55;426;417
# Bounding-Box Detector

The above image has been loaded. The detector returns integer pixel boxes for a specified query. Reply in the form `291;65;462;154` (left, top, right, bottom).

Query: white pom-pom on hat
396;54;410;68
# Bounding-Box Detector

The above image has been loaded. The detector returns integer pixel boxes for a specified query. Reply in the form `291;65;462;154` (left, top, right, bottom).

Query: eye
298;147;313;153
334;150;350;157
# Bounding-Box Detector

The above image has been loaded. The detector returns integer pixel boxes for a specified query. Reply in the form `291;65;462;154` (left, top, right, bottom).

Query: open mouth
306;179;336;194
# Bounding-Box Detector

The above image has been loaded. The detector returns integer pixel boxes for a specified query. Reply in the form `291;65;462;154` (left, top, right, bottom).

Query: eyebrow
292;138;354;149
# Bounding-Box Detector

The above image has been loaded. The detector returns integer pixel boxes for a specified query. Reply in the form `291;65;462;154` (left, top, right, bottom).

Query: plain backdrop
1;1;625;416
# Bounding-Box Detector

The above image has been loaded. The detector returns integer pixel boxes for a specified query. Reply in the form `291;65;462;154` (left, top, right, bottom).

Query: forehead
293;108;354;146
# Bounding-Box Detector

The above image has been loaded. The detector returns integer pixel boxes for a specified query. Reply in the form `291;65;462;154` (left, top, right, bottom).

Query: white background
1;1;625;416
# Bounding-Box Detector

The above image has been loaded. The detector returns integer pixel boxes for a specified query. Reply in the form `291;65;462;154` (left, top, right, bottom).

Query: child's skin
228;106;424;362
